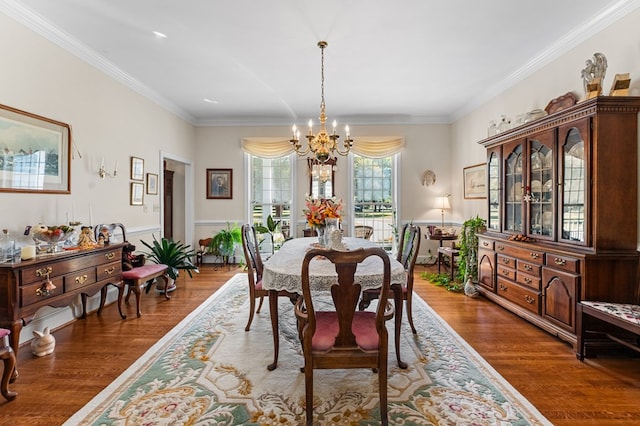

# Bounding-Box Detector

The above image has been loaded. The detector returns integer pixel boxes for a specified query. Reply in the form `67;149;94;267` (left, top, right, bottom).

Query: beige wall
451;8;640;232
0;13;195;251
193;124;451;246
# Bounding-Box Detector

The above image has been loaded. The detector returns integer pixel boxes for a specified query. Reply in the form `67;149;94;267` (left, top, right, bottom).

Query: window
352;154;397;250
248;155;294;249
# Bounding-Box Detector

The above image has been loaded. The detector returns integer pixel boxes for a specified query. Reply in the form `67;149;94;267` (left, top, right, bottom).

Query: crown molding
452;0;640;121
0;0;196;125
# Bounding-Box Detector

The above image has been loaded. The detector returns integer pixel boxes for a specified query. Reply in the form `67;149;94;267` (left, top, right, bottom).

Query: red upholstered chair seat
312;311;379;351
122;263;168;280
120;263;169;318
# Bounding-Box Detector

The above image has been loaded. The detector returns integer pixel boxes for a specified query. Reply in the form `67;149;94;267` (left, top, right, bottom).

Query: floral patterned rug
65;274;551;425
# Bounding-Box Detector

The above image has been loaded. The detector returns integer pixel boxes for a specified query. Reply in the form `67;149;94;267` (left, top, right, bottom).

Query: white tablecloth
262;237;406;293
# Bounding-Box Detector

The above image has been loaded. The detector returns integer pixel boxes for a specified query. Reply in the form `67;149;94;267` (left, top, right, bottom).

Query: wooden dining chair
241;224;297;331
359;224;421;366
354;225;374;240
295;247;393;426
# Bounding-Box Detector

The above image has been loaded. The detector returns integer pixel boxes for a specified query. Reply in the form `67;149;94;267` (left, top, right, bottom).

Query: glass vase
315;226;325;246
324;217;340;248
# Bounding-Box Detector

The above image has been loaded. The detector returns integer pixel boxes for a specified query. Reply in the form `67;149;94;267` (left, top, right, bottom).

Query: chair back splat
295;247;392;425
241;224;297;332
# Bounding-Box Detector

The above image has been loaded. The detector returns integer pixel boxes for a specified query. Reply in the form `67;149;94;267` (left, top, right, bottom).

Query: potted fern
141;236;199;292
210;222;242;262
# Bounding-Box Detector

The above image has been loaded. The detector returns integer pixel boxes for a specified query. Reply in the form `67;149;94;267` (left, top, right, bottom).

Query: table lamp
434;196;450;229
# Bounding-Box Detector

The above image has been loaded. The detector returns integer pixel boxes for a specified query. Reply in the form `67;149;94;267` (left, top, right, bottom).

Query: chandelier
290;41;353;163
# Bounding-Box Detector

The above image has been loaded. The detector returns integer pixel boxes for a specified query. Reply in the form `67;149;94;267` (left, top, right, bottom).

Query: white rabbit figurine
31;327;56;357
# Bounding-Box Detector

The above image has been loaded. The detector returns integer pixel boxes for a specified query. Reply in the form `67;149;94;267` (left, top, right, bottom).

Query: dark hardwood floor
1;263;639;425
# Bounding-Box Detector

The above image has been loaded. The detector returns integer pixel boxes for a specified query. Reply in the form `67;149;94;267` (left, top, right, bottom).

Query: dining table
262;236;408;371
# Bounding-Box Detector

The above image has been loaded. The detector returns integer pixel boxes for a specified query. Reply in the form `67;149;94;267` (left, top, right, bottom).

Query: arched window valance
241;135;404;159
351;136;405;158
241;137;294;158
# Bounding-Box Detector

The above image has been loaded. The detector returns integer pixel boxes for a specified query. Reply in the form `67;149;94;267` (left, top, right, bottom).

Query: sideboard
0;243;124;360
476;96;640;350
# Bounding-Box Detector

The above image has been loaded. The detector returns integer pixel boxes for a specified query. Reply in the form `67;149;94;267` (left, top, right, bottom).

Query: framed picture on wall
130;156;144;181
146;173;158;195
463;163;487;199
130;182;144;205
0;103;71;194
206;168;232;199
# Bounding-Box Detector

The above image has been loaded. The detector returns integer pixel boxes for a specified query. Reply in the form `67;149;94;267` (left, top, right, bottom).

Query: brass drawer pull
75;274;88;285
497;244;505;251
499;284;508;291
524;264;532;271
482;241;489;247
524;277;532;284
530;252;539;259
524;295;535;304
36;280;57;297
105;252;116;260
554;258;566;266
36;267;53;277
501;269;511;276
104;266;116;275
501;258;510;264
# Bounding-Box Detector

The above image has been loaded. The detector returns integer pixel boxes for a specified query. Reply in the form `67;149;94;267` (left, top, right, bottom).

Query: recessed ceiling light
152;31;168;39
203;98;219;104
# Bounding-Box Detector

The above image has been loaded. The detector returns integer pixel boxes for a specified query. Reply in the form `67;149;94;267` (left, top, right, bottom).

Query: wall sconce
99;157;118;179
433;194;451;228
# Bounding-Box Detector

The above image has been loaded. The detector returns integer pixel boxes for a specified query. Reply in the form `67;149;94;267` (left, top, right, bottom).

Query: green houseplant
141;235;199;280
210;222;242;259
456;215;487;284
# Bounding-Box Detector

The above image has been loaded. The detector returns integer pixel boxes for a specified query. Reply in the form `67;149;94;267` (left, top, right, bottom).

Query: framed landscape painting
463;163;487;199
0;103;71;194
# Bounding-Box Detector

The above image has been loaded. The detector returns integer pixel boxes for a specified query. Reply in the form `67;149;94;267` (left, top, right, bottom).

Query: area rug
65;273;551;425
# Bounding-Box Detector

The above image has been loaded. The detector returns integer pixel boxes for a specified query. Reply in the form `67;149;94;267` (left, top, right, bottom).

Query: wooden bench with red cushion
120;263;169;319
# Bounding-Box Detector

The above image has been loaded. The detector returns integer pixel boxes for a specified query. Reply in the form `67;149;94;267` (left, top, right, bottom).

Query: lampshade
433;196;450;210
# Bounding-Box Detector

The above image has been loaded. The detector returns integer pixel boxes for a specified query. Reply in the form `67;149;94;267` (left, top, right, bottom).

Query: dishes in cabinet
542;180;553;192
542;212;553;228
531;180;542;193
543;151;553;168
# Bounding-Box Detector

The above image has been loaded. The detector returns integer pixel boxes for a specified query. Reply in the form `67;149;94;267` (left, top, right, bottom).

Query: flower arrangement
303;196;342;228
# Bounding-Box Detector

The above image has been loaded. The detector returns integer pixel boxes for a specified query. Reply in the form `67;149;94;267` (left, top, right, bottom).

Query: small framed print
206;168;232;199
146;173;158;195
463;163;487;199
130;182;144;205
130;156;144;181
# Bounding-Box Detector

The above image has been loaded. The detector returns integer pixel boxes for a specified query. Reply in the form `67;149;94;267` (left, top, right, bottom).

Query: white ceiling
3;0;639;126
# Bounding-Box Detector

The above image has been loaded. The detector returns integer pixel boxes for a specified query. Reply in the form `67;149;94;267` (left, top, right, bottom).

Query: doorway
160;152;194;247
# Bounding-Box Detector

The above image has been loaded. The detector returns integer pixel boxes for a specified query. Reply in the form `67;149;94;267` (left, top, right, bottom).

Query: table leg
267;290;279;371
391;283;408;369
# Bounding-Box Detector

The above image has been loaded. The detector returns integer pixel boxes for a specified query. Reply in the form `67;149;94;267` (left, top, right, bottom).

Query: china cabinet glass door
487;149;500;231
527;131;554;240
559;121;588;244
504;142;523;233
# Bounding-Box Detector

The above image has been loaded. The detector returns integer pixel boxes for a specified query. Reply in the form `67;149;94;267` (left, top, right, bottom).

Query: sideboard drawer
517;260;541;277
497;277;540;314
64;267;98;292
545;253;579;273
497;254;516;268
478;238;494;250
494;243;544;265
20;276;64;307
517;271;541;290
497;265;516;280
97;261;122;281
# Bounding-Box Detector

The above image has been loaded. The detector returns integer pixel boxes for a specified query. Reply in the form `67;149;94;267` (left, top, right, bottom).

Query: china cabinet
477;97;640;349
